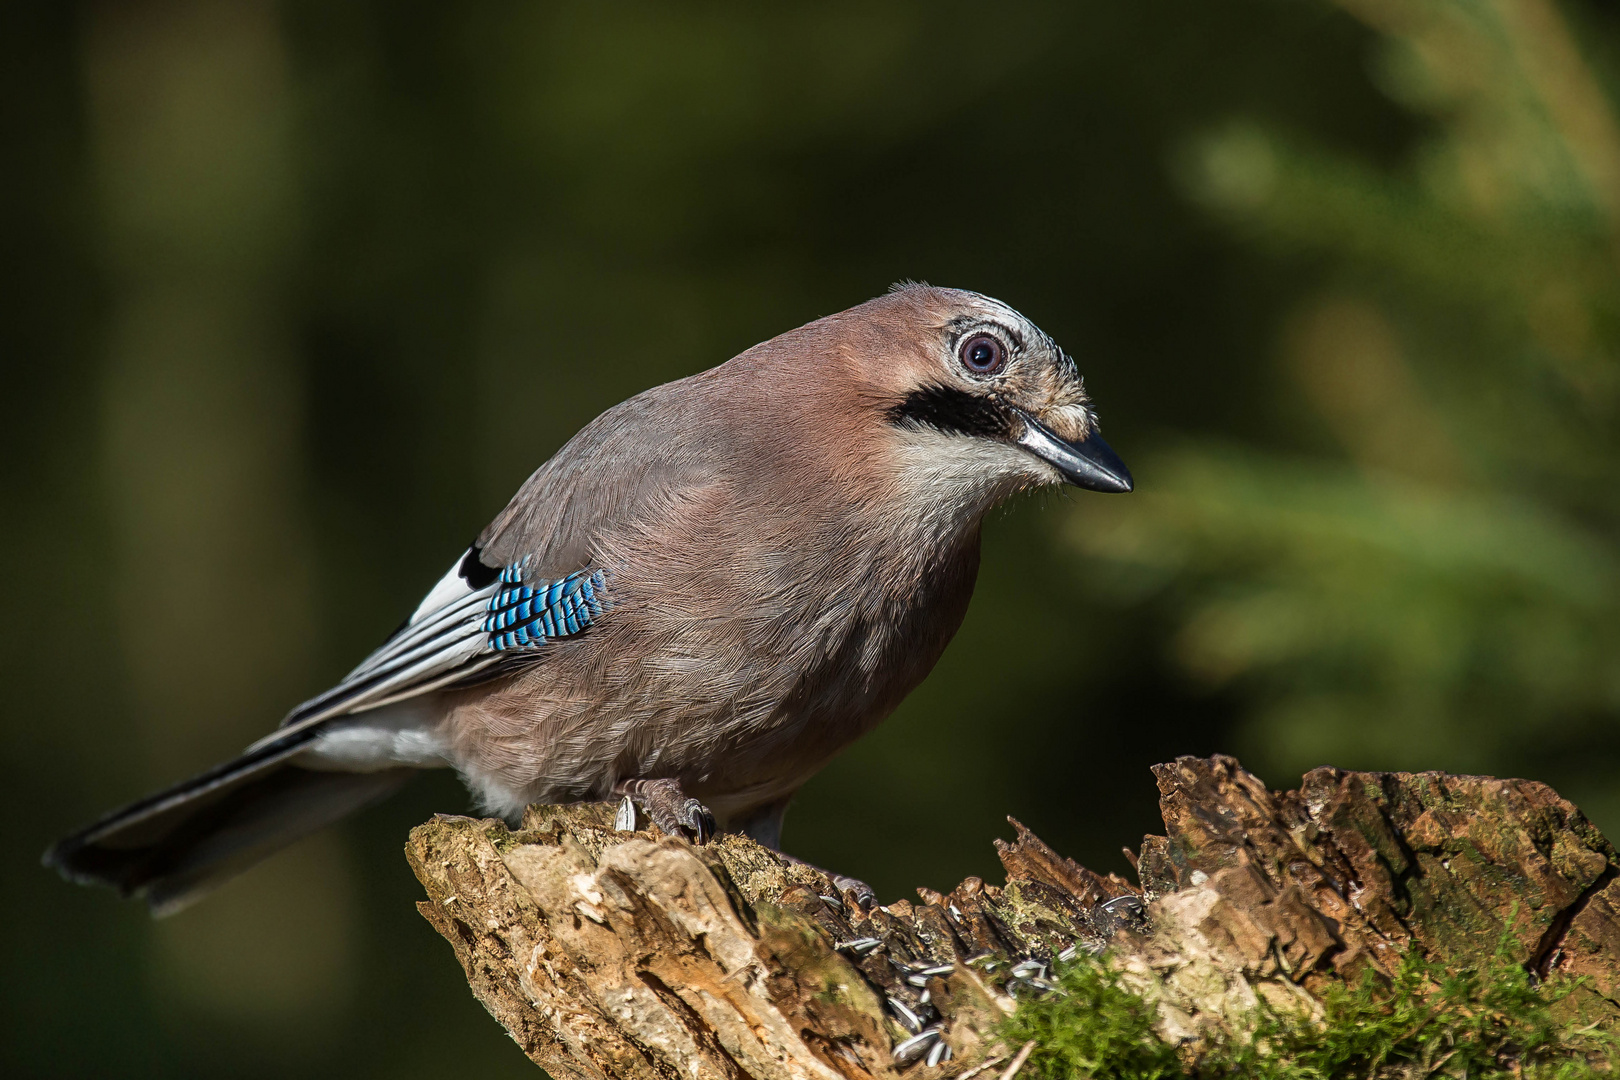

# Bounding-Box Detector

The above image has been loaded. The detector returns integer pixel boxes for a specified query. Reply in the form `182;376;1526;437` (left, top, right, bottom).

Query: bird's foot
613;778;716;844
776;851;877;912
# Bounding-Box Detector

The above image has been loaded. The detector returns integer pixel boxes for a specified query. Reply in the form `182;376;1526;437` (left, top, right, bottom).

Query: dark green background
6;1;1620;1077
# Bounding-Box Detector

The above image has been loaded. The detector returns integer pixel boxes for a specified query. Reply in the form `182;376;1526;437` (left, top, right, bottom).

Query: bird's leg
613;778;716;844
775;852;877;912
731;798;877;911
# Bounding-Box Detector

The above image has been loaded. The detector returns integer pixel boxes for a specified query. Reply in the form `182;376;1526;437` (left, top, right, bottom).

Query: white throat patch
887;426;1054;537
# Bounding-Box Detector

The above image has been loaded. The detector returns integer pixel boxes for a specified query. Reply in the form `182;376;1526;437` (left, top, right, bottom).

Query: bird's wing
253;374;729;752
473;371;735;576
252;549;608;748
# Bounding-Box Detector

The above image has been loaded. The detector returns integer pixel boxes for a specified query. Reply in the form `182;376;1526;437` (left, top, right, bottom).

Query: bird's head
838;283;1132;518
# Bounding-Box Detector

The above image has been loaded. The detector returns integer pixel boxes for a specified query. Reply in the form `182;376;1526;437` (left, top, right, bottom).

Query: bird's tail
43;732;411;917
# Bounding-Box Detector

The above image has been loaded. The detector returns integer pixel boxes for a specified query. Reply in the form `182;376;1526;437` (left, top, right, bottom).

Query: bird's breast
442;483;986;812
666;520;984;789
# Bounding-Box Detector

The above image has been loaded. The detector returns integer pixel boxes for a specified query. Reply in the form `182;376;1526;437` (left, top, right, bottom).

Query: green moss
997;959;1185;1080
1000;933;1620;1079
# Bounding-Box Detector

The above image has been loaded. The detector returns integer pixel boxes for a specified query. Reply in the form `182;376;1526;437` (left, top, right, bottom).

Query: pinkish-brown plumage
47;284;1132;912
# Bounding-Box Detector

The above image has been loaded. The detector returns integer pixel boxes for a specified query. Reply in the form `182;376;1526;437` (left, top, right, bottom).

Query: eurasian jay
46;283;1132;914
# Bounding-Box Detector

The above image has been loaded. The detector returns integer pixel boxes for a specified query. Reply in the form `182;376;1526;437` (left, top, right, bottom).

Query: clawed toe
614;778;716;844
673;799;716;844
831;872;876;911
776;851;876;911
612;784;871;904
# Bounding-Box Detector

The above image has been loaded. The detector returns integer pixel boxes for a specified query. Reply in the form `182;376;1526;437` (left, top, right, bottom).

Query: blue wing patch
267;553;610;741
483;565;609;651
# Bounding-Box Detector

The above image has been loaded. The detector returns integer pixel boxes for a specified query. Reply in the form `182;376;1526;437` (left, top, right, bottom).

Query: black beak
1013;410;1134;493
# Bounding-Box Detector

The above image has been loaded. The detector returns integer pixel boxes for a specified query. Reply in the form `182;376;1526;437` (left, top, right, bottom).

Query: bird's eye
959;333;1006;375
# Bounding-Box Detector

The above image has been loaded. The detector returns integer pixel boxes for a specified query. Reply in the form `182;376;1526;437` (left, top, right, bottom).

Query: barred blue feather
483;566;609;651
264;551;610;741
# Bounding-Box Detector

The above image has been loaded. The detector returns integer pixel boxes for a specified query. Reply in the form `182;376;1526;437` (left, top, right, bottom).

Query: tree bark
405;756;1620;1079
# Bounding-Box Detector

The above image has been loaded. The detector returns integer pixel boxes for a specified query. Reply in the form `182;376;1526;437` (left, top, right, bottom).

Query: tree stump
404;756;1620;1079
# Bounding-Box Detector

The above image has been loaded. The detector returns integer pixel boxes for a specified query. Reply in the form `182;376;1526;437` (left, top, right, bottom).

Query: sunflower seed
1102;895;1144;916
613;796;637;832
926;1038;949;1067
835;936;883;955
887;995;923;1034
906;961;954;986
892;1028;941;1063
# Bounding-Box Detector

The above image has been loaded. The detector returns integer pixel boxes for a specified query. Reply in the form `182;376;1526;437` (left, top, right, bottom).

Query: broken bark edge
406;756;1620;1080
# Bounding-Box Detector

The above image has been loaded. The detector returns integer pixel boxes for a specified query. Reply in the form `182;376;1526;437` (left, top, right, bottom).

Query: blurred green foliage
2;1;1617;1077
1075;0;1620;820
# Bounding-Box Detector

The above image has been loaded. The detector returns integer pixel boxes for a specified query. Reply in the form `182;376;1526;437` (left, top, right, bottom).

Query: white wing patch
250;549;610;752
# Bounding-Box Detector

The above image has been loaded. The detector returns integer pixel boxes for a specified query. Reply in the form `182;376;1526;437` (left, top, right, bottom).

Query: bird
45;283;1132;915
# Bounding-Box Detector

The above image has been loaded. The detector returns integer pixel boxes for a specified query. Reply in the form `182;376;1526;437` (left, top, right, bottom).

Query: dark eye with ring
958;333;1006;375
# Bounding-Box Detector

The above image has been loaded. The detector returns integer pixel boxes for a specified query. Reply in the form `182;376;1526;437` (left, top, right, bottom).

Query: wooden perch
405;756;1620;1079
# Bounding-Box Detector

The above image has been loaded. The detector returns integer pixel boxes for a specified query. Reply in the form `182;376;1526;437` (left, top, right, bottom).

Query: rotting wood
405;755;1620;1078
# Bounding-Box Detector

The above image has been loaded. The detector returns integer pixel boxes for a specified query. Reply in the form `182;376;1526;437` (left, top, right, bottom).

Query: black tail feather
44;733;412;916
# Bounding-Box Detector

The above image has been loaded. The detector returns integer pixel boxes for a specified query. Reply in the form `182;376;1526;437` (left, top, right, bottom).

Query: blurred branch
1500;0;1620;231
407;756;1620;1078
1142;0;1620;785
1333;0;1620;233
